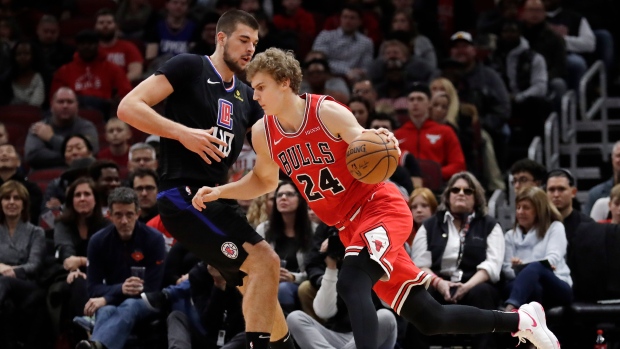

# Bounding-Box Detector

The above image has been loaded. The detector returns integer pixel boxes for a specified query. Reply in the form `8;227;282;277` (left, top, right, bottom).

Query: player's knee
249;242;280;273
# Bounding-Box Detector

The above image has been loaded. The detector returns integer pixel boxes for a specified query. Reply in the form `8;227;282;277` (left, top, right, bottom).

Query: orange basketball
346;132;399;184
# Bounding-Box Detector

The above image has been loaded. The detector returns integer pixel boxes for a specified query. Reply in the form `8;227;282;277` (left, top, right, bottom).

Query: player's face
222;24;259;74
516;199;536;231
410;195;433;225
251;71;288;116
276;184;299;214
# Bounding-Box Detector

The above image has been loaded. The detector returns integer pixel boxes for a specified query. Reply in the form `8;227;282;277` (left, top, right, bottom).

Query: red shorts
337;182;431;314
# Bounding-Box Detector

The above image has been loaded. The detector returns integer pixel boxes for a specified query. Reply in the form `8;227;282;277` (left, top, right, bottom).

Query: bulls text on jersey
276;141;336;176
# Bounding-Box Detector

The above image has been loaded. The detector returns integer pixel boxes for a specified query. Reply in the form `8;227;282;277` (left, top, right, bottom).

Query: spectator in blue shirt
76;187;166;349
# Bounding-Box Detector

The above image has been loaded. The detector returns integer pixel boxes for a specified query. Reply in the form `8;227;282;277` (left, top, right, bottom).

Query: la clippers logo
221;242;238;259
217;99;234;130
185;186;191;195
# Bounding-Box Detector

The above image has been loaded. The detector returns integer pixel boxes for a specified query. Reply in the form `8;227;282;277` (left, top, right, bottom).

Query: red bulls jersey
263;94;376;226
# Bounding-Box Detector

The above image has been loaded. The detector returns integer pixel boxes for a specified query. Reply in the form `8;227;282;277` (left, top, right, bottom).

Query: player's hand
84;297;106;317
179;127;227;164
192;186;222;210
364;128;401;157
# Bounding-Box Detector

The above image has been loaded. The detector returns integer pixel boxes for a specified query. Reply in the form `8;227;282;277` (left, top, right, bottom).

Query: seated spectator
406;187;437;247
142;262;245;349
0;144;43;224
286;234;397;349
348;96;373;128
311;4;373;81
502;186;572;311
257;181;314;314
51;178;110;345
0;180;47;348
0;122;7;145
95;9;144;83
98;118;132;168
51;30;132;117
477;0;521;37
388;9;437;68
585;141;620;214
76;187;165;349
320;0;381;48
520;0;568;107
32;15;74;78
128;143;158;173
89;160;121;214
4;40;47;107
40;153;96;231
394;84;466;182
254;11;299;57
272;0;316;58
351;79;378;111
115;0;153;39
545;169;593;246
544;0;596;90
25;88;99;169
130;168;159;223
190;12;219;56
368;39;437;89
449;31;511;170
144;0;196;62
509;158;547;193
299;53;350;103
490;20;552;145
411;172;504;348
596;184;620;223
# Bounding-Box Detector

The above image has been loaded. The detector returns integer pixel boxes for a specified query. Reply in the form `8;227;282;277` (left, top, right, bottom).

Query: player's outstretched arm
192;121;280;210
118;74;226;164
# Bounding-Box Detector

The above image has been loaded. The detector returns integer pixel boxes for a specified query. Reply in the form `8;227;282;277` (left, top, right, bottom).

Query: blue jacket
87;221;166;305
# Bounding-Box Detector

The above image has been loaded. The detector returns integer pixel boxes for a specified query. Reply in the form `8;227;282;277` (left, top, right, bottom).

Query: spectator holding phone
410;172;504;348
502;186;573;312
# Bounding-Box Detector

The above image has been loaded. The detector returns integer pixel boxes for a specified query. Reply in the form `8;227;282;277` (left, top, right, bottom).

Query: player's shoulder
318;97;349;115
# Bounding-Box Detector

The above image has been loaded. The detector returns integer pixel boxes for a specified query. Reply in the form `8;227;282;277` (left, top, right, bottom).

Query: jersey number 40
297;168;345;202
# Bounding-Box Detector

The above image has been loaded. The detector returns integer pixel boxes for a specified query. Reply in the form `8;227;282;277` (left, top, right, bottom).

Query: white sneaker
512;302;561;349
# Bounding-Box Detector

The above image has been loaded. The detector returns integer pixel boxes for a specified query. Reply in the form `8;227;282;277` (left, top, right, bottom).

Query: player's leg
237;244;294;349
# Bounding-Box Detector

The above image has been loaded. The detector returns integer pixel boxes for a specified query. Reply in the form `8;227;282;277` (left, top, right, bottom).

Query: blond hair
246;193;270;228
430;78;459;127
610;183;620;202
246;48;303;94
514;186;562;238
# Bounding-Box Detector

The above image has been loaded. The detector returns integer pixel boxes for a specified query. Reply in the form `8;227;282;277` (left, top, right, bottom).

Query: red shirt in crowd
51;50;132;100
395;118;466;181
98;147;129;168
99;39;143;73
272;8;316;38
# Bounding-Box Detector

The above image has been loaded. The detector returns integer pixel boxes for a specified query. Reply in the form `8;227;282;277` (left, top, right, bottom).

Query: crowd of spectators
1;0;620;348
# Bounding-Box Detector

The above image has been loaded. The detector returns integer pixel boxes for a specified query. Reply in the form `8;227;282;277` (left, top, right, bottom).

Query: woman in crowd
502;186;573;311
52;177;110;340
429;78;505;191
410;172;504;348
5;40;47;107
348;96;374;129
257;181;314;314
388;9;437;68
0;180;47;348
406;187;438;248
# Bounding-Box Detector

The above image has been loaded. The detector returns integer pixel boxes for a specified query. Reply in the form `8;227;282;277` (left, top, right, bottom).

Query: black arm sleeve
403;153;422;177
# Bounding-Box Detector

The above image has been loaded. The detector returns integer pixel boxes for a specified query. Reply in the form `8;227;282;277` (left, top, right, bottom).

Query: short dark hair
129;168;159;188
95;8;115;19
342;4;363;19
89;160;120;181
61;134;94;155
215;9;259;37
547;169;575;187
509;158;547;183
368;112;398;130
304;58;331;74
108;187;139;210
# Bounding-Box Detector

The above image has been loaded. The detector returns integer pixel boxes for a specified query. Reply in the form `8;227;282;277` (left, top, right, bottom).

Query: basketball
346;132;399;184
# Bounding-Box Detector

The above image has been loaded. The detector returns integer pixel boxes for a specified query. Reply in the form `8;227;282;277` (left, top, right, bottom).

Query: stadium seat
28;168;65;192
4;123;29;152
417;159;443;192
0;105;43;125
76;0;118;17
79;108;105;127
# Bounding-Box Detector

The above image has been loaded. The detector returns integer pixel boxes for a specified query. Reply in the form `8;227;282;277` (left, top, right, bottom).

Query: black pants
0;276;52;349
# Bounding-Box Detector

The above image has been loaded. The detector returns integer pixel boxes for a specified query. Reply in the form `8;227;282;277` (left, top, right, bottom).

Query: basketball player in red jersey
192;48;560;349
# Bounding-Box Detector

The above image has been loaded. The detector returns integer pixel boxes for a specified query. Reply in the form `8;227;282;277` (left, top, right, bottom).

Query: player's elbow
117;95;137;123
